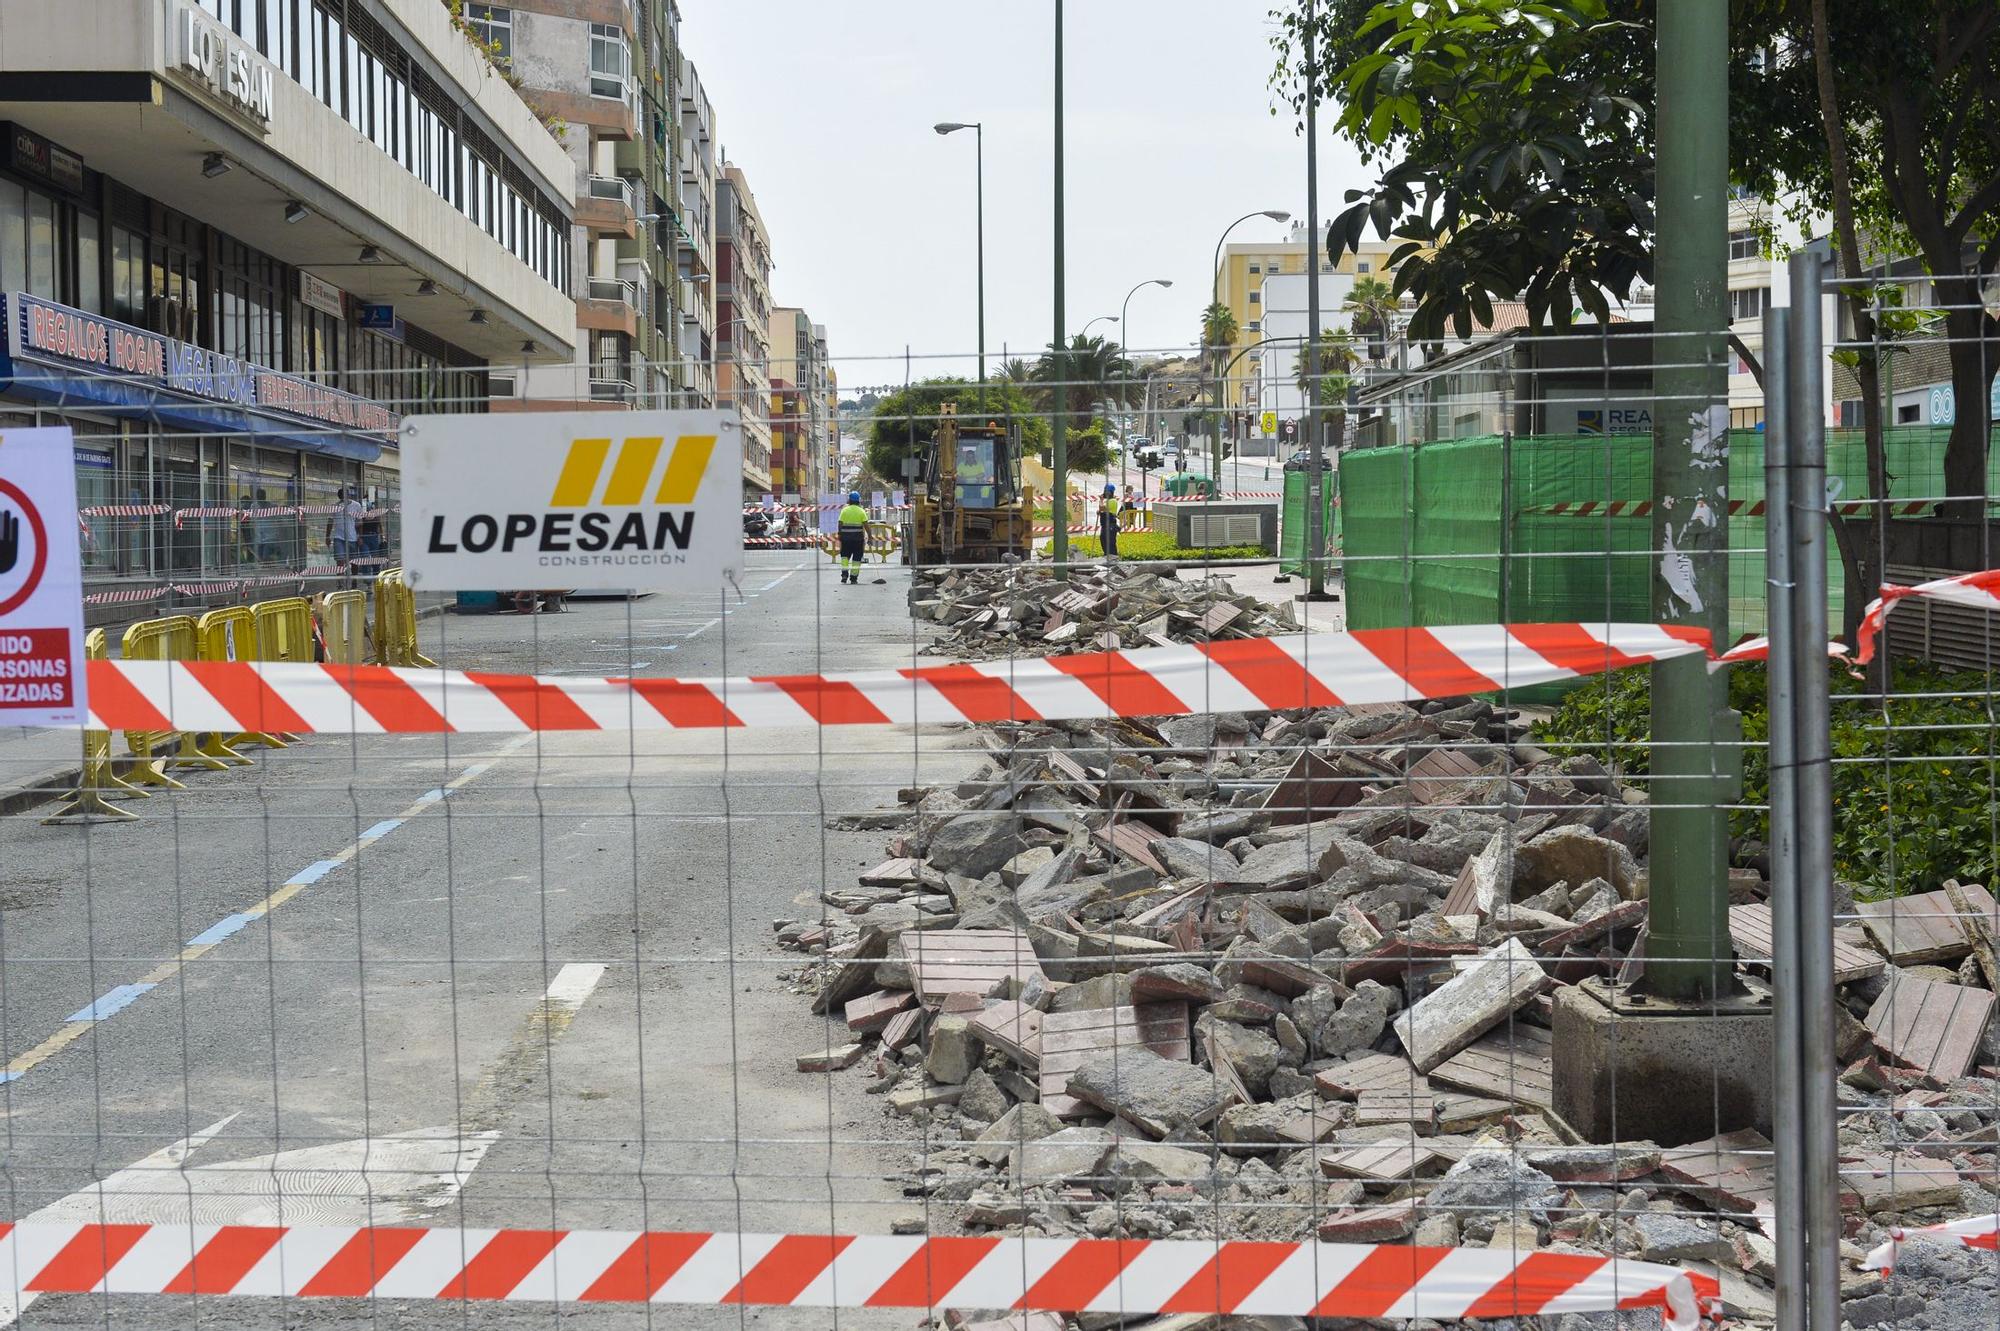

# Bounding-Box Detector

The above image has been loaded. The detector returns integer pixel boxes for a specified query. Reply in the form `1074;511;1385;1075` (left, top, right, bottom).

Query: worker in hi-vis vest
836;491;869;584
1097;483;1120;559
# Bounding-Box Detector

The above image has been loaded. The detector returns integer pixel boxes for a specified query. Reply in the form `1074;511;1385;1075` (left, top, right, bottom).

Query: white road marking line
685;618;721;638
543;962;607;1011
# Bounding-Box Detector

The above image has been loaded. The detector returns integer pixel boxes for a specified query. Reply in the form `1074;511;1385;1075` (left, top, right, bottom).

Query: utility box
1160;501;1277;552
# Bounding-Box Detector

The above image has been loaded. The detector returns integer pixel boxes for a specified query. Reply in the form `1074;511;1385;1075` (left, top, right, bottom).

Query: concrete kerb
2;597;451;817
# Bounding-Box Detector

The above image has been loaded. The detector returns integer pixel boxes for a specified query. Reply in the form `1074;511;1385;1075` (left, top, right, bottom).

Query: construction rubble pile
911;564;1298;660
777;695;2000;1329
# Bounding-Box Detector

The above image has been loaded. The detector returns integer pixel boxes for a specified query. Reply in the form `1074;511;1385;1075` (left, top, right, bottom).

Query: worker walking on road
1097;483;1120;560
836;490;869;584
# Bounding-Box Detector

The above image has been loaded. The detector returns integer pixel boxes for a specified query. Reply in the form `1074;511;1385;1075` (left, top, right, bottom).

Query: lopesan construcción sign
174;1;277;130
403;410;746;591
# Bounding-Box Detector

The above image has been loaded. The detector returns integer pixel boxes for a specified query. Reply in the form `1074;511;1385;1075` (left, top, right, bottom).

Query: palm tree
1195;303;1243;474
996;356;1046;412
1295;332;1361;451
1034;334;1133;416
1344;276;1400;360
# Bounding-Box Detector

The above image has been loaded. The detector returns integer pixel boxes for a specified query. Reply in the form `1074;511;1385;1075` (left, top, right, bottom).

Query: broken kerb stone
1392;936;1547;1072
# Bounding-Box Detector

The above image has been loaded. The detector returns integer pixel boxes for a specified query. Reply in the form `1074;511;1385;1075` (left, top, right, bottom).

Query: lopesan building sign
175;2;276;130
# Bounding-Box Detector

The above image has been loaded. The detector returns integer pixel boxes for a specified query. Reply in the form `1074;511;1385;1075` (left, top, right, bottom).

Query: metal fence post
1788;247;1841;1331
1761;301;1804;1331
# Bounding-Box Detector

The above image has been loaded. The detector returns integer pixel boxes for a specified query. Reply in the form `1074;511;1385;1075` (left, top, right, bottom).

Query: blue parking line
290;859;345;885
186;912;257;949
66;983;157;1024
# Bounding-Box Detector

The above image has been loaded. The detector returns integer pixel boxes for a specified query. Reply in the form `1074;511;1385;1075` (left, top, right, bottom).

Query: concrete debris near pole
910;563;1297;660
770;681;2000;1316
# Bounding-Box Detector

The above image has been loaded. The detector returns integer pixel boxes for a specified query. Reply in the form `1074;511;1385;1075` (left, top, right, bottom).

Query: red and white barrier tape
169;503;400;529
83;565;390;606
1864;1213;2000;1270
80;586;169;607
1528;499;1932;519
79;503;170;518
1155;490;1286;502
1722;566;2000;666
745;503;910;516
79;622;1709;734
0;1222;1716;1325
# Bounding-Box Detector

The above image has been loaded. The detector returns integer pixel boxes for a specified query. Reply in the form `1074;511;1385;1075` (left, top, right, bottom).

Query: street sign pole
1050;0;1069;576
1303;0;1331;602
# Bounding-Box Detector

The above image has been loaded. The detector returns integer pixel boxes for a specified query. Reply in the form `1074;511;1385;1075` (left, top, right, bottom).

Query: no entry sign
0;427;84;726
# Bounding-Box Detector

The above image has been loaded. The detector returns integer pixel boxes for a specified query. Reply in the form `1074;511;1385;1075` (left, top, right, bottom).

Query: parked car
743;510;772;539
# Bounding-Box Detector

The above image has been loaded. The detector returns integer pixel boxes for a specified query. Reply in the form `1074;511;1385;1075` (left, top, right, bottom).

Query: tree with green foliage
1343;274;1401;359
1034;335;1134;413
864;377;1048;482
1295;332;1361;451
1063;419;1111;475
1273;0;2000;642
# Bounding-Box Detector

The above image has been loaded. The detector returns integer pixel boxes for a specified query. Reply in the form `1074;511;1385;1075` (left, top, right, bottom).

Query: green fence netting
1338;425;1994;651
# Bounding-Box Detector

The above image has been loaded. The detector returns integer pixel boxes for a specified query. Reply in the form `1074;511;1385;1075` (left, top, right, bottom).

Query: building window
464;5;511;61
1248;262;1260;274
1898;402;1922;424
590;24;631;100
1357;261;1372;273
1247;320;1261;333
1728;229;1760;262
1729;287;1768;322
1248;290;1260;305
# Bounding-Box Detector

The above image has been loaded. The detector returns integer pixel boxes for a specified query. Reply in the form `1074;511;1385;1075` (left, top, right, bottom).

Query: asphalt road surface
0;551;983;1327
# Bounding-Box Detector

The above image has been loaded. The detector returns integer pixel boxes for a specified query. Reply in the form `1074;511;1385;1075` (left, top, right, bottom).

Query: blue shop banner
0;293;396;461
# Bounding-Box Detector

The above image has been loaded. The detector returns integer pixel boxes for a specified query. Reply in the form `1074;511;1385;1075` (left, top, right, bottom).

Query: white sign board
402;409;744;592
0;427;85;727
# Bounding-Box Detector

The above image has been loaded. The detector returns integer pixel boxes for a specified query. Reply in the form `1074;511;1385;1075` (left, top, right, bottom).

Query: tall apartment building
481;0;686;410
1211;220;1403;416
0;0;573;594
675;53;716;408
716;161;771;495
768;306;831;496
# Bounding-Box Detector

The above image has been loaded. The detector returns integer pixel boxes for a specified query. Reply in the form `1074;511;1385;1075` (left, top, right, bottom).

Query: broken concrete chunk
1129;962;1227;1005
926;811;1024;879
1065;1048;1230;1138
1392;937;1547;1072
795;1042;864;1072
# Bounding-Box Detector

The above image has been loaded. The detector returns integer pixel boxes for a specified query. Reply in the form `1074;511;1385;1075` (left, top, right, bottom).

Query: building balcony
589;377;637;405
579;278;640;337
577;176;638;239
528;88;638;142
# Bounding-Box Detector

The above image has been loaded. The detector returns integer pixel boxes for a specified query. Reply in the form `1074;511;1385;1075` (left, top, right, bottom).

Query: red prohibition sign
0;477;50;617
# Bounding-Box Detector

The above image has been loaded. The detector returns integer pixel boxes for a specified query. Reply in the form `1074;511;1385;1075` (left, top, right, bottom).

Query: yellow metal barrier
252;597;315;663
373;567;436;668
190;608;260;760
42;629;152;823
864;520;900;563
120;616;233;772
317;589;368;664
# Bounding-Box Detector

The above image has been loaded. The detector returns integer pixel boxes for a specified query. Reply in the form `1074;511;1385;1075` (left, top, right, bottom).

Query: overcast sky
678;1;1368;400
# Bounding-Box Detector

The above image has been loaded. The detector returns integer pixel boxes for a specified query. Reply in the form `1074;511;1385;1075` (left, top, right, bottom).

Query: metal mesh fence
0;294;1995;1331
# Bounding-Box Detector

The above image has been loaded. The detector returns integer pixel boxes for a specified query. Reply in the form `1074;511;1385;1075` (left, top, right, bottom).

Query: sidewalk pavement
0;727;85;817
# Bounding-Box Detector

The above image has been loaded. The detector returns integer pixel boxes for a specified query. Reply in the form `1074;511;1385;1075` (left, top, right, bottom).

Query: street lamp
1118;278;1172;493
1207;210;1290;481
934;121;985;394
1080;314;1118;337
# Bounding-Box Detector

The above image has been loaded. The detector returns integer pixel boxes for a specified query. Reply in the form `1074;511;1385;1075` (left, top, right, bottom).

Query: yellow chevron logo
550;434;717;507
